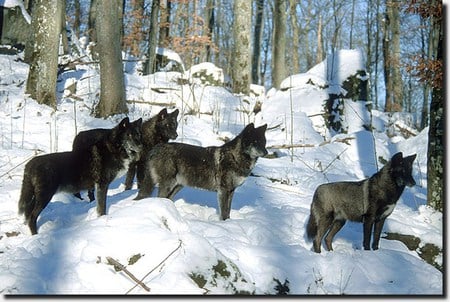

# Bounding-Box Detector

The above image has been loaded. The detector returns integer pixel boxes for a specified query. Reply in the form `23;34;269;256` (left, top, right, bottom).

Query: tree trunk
316;14;324;65
95;0;127;118
204;0;215;62
427;1;443;212
288;0;299;74
383;0;403;112
272;0;287;89
252;0;264;84
25;0;64;109
88;0;98;43
144;0;160;75
159;0;171;48
128;0;145;57
231;0;251;94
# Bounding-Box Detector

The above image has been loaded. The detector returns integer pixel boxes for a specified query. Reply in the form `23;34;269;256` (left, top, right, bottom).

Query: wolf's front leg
371;218;386;250
95;183;108;216
124;162;137;190
218;189;234;220
363;216;375;250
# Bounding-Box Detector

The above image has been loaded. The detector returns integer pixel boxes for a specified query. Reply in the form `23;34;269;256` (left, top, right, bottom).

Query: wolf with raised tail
135;123;268;220
306;152;416;253
18;117;143;235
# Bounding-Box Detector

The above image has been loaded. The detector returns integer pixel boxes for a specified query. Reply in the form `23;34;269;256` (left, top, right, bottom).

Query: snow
0;49;442;296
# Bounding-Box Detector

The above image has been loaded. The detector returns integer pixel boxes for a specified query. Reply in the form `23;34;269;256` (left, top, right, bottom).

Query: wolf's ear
404;154;417;164
245;123;255;131
159;108;168;119
134;118;143;128
172;109;179;117
257;124;267;132
119;117;130;129
391;152;403;166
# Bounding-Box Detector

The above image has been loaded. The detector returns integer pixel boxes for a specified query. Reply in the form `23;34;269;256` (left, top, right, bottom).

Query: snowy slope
0;50;442;295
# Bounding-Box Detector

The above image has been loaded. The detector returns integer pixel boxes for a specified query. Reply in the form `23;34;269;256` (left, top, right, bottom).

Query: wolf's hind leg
95;183;108;216
28;190;55;235
324;219;346;251
157;181;181;199
134;170;156;200
313;214;333;253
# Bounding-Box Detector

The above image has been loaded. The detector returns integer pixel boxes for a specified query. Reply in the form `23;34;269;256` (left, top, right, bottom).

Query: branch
106;257;151;292
126;239;183;294
268;137;354;149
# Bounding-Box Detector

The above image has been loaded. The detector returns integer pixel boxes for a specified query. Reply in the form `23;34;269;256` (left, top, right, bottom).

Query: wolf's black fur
125;108;179;190
18;117;143;235
135;123;268;220
306;152;416;253
71;108;178;199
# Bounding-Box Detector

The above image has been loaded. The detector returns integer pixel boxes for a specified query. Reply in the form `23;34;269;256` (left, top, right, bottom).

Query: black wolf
125;108;179;190
306;152;416;253
135;123;268;220
18;117;143;235
72;108;178;199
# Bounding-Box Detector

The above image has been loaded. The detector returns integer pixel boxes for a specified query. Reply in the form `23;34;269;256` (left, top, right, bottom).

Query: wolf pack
18;107;417;253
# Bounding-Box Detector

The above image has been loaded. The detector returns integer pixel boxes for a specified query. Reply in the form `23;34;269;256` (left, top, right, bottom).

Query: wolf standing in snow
125;108;179;190
72;108;179;200
306;152;416;253
135;123;268;220
18;117;143;235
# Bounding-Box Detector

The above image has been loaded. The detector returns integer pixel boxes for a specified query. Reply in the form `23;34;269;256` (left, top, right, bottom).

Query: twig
125;239;183;294
106;257;151;292
268;137;354;150
0;151;43;179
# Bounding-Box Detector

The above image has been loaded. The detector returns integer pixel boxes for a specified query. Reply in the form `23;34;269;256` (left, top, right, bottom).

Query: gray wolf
72;108;178;199
134;123;268;220
18;117;143;234
125;108;179;190
306;152;416;253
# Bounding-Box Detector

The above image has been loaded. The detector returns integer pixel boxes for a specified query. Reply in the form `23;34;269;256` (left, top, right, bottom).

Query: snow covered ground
0;49;442;295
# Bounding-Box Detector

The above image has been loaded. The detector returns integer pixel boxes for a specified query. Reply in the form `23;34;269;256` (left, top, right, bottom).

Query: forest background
0;0;444;212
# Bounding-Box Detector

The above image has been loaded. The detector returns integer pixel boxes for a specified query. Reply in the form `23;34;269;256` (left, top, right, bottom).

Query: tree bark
231;0;251;94
427;0;443;212
95;0;127;118
144;0;160;75
25;0;64;109
252;0;264;84
272;0;287;89
383;0;403;112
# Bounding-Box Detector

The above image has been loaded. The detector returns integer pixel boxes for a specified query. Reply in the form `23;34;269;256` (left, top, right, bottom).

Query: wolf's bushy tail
306;214;317;240
18;172;34;220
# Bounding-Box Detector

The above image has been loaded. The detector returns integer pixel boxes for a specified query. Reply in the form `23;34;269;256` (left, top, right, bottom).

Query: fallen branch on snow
106;257;151;292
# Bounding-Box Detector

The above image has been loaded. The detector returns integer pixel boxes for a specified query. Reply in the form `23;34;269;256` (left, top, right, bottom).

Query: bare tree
26;0;64;109
95;0;127;117
159;0;171;48
252;0;264;84
272;0;287;89
383;0;403;112
144;0;160;75
88;0;98;43
231;0;251;94
288;0;299;73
